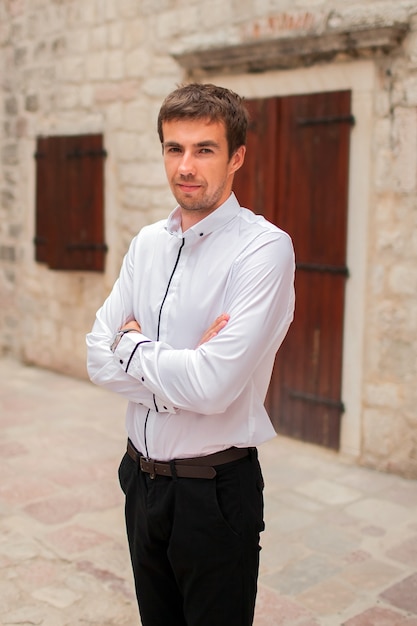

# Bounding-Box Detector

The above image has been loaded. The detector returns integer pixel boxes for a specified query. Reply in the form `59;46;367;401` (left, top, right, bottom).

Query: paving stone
297;579;357;615
302;523;359;557
0;440;29;457
261;554;341;595
0;605;45;625
273;489;324;513
31;585;81;608
386;534;417;566
346;498;410;526
255;585;317;625
336;467;397;494
24;494;85;524
380;573;417;613
44;524;112;555
0;476;58;506
380;482;417;508
264;506;315;535
295;479;362;506
343;550;372;564
342;606;407;625
12;559;64;591
360;524;386;537
260;536;309;575
340;558;402;590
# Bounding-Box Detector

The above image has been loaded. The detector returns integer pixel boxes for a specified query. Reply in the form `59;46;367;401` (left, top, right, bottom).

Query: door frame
209;60;375;460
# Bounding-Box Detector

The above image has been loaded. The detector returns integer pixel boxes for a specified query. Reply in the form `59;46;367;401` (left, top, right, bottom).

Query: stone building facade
1;0;417;476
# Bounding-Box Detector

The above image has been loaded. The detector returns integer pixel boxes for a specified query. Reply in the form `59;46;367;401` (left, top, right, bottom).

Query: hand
197;313;230;347
121;320;142;333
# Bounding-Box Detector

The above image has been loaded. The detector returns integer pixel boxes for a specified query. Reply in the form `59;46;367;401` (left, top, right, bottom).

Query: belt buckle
141;457;156;479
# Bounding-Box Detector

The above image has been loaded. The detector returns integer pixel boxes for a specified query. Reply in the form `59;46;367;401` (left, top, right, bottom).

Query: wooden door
234;91;352;449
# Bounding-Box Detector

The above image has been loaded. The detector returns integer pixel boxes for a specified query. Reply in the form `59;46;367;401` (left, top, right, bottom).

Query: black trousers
118;448;265;626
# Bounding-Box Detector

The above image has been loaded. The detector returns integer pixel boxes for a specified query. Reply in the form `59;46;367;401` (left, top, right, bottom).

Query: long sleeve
86;236;177;413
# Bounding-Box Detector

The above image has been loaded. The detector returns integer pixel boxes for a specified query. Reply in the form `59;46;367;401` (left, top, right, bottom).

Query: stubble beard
174;179;227;215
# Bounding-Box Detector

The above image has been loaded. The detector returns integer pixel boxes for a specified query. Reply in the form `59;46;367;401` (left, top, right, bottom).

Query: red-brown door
234;91;352;449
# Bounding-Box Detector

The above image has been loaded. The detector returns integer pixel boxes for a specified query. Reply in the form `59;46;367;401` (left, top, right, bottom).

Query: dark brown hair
157;83;249;158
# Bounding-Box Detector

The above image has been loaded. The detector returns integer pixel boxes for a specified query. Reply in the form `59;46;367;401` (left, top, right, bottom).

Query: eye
199;148;214;154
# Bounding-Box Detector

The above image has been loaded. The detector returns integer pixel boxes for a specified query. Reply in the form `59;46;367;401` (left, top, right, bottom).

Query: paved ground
1;358;417;626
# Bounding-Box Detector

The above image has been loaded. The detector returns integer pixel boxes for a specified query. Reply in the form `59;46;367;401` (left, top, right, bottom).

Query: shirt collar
165;193;240;240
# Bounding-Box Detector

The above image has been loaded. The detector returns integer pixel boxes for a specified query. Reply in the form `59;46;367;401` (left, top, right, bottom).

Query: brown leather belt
127;439;250;479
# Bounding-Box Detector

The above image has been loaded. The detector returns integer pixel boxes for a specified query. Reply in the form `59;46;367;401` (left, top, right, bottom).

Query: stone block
114;131;141;161
108;21;123;48
86;52;107;81
123;101;152;133
67;29;89;55
79;1;95;24
107;49;125;80
125;48;151;78
392;107;417;193
62;56;85;82
119;0;139;19
388;263;417;296
90;25;107;51
364;382;401;408
362;409;408;458
124;18;145;49
106;101;123;129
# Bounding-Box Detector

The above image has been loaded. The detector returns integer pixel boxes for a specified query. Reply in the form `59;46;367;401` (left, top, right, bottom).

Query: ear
229;145;246;175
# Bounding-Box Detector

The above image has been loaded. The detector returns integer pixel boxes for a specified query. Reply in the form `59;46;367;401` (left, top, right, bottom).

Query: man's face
162;118;245;226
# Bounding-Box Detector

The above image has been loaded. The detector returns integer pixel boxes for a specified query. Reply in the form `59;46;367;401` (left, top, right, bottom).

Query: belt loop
149;459;156;479
170;460;178;481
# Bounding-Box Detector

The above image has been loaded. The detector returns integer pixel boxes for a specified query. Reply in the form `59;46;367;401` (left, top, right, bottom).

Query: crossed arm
120;313;230;348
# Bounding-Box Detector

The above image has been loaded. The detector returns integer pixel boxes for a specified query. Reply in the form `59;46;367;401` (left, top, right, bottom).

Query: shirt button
141;377;145;381
163;406;167;410
119;360;123;364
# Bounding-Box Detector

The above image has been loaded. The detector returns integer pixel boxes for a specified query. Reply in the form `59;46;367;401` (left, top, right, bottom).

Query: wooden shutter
34;134;107;272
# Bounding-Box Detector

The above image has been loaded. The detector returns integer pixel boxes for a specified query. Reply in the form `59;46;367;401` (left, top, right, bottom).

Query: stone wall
1;0;417;476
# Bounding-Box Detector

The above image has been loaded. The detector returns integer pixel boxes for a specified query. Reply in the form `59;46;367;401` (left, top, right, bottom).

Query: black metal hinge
288;389;345;412
66;242;108;252
66;148;108;159
297;115;355;127
296;262;349;277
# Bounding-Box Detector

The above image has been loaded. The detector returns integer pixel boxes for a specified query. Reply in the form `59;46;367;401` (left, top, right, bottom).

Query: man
86;83;295;626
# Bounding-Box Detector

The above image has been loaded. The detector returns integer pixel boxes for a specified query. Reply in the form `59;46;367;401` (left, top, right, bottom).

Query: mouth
176;183;201;193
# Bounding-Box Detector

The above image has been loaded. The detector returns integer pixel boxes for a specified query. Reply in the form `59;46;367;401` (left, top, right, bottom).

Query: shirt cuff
113;333;177;414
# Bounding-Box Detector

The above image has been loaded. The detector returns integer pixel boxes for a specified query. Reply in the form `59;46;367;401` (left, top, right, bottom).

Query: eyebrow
163;140;221;149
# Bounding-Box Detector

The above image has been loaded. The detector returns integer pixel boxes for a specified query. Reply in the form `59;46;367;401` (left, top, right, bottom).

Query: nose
178;151;196;177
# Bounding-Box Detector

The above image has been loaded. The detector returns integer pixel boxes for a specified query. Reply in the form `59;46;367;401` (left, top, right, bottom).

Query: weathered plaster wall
1;0;417;476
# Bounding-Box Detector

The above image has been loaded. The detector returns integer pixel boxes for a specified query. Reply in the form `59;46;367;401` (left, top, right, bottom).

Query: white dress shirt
86;193;295;461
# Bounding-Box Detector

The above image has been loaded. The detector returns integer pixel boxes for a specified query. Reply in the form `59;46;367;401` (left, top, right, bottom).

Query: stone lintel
173;25;409;74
